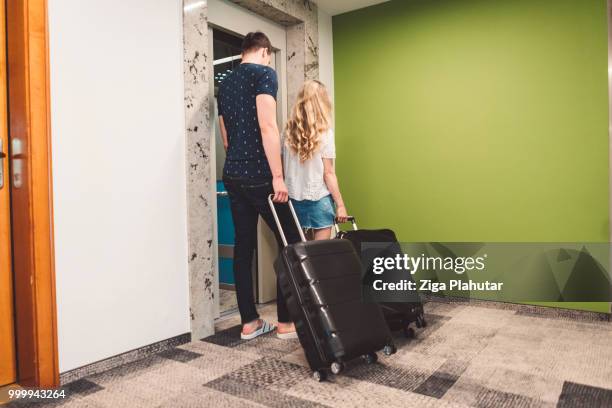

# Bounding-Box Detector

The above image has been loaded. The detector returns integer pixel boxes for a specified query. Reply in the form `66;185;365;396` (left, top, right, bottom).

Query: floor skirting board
59;333;192;385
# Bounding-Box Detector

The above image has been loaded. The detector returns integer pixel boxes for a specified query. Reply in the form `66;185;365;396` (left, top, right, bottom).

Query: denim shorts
290;194;335;229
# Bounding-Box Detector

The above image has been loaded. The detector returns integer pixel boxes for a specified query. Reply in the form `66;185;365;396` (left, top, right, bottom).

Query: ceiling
315;0;391;16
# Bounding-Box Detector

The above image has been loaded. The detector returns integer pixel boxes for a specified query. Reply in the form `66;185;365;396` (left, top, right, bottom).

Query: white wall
48;0;190;372
318;7;335;104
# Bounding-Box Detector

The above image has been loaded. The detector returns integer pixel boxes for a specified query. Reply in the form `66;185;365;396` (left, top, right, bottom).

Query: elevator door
0;0;17;386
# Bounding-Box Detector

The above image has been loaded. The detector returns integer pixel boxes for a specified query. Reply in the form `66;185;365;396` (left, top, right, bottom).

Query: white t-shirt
283;129;336;201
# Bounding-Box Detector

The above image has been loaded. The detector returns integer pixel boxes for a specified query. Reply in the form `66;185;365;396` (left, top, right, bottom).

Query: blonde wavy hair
284;80;333;163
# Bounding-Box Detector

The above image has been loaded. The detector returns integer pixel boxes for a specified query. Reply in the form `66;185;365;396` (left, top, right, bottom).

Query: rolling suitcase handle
333;216;358;235
267;195;307;247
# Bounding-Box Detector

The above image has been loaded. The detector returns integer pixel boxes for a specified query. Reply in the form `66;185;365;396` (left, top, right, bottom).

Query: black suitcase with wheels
335;217;427;338
268;196;396;381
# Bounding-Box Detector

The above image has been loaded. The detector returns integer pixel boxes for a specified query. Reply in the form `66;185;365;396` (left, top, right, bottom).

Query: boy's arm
256;94;288;203
219;116;228;151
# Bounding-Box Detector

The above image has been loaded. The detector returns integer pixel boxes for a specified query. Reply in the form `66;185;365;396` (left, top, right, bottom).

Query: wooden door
0;0;17;387
6;0;59;387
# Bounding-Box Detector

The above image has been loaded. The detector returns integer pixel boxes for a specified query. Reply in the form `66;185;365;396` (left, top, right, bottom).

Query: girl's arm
323;158;348;222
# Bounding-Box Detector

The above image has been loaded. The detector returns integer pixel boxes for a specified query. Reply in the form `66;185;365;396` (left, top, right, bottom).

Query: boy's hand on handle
272;177;289;203
336;205;348;223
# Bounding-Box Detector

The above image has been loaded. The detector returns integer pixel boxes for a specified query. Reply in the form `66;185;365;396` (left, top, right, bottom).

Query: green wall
333;0;609;311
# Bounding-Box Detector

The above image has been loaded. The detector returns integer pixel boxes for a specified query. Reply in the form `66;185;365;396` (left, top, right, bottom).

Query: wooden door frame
6;0;59;388
0;0;17;388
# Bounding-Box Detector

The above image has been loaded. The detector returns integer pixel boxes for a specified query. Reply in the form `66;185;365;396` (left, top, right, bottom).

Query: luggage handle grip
333;216;358;235
267;195;307;247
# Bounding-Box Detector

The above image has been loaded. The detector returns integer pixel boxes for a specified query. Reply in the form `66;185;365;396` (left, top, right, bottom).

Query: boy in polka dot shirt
218;32;300;340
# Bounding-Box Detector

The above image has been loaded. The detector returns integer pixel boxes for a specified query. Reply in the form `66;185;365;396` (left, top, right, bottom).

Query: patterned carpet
5;300;612;408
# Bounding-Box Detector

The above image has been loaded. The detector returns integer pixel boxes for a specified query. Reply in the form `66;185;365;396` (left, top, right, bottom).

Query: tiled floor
6;300;612;408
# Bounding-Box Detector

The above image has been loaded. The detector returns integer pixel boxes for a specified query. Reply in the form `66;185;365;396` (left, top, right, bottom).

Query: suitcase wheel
415;316;427;329
330;361;345;375
383;344;397;356
363;352;378;365
313;370;327;382
403;327;416;339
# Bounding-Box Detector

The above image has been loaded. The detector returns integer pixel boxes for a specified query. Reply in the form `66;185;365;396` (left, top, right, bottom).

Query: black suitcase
334;217;427;338
268;196;396;382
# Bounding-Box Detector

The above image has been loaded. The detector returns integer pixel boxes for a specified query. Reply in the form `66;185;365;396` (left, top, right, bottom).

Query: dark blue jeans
223;176;302;324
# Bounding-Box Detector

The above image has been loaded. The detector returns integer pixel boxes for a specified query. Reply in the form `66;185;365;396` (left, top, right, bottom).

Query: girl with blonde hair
283;80;348;240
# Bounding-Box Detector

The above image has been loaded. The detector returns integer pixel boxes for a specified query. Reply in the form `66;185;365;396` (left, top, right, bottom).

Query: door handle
11;138;23;189
0;139;4;189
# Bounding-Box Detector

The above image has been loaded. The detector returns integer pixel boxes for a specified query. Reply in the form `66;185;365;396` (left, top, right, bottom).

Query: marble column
183;0;215;340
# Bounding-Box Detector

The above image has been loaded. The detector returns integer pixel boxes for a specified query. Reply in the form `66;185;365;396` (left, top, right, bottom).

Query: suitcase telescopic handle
267;194;307;247
333;216;358;235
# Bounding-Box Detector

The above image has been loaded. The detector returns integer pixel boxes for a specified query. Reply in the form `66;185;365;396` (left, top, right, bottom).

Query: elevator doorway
207;0;288;318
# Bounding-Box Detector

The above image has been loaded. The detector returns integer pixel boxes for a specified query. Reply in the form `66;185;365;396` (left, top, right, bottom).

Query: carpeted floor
5;300;612;408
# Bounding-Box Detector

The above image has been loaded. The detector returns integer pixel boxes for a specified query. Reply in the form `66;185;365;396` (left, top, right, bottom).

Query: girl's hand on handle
336;205;348;223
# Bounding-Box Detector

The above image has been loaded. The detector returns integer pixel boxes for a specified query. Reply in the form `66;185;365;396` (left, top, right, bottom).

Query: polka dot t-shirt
218;63;278;179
